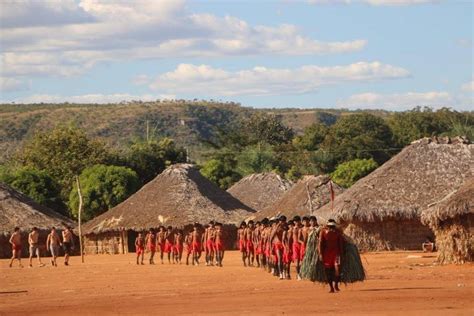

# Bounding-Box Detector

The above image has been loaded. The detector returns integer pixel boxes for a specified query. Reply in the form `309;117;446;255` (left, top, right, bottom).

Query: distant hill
0;100;388;163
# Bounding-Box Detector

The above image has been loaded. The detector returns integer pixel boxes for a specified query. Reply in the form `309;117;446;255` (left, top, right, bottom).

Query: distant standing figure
62;227;74;266
191;223;202;266
28;227;44;267
214;223;225;267
135;233;145;265
9;227;23;268
46;227;61;267
318;219;344;293
145;228;156;264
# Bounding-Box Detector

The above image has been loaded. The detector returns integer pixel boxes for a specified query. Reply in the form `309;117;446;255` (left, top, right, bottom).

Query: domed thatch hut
421;177;473;264
82;164;254;254
318;137;473;251
227;172;293;211
0;183;75;258
255;175;343;220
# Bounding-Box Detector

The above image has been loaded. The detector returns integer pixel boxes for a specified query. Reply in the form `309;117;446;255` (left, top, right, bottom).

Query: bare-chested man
135;233;145;265
282;221;293;279
145;228;156;264
46;227;61;267
204;221;216;266
156;226;166;264
260;218;270;270
9;227;23;268
237;221;247;266
298;216;311;274
62;226;74;266
318;219;344;293
214;222;225;267
184;231;193;265
270;216;286;279
174;230;184;264
245;221;256;267
165;226;174;264
28;227;44;267
292;216;303;280
191;223;202;266
253;222;262;268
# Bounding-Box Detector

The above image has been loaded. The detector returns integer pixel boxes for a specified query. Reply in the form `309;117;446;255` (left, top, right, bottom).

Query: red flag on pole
329;180;335;212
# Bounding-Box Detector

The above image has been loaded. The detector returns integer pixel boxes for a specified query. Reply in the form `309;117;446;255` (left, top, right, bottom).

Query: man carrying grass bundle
318;219;344;293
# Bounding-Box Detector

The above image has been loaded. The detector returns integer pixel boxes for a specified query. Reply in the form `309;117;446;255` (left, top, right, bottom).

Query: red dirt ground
0;251;473;315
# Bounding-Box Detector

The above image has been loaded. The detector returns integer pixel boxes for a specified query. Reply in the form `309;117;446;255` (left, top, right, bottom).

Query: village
1;135;473;315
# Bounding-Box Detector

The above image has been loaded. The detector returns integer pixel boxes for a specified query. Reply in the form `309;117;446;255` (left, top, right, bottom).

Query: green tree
200;155;241;189
68;164;140;221
0;167;65;214
293;123;329;151
236;144;277;175
322;113;394;166
125;138;187;184
242;113;294;146
15;125;113;200
331;158;378;188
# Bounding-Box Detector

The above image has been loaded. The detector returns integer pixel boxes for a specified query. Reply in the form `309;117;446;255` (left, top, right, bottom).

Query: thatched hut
82;164;254;254
318;137;473;251
421;177;473;264
227;172;293;211
0;183;75;258
254;175;343;220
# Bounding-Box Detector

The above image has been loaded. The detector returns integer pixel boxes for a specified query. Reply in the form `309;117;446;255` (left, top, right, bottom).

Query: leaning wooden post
305;182;314;215
75;175;85;263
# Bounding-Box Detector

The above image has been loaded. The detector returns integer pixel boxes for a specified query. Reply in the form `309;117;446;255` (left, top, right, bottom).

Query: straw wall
434;213;473;264
344;219;434;251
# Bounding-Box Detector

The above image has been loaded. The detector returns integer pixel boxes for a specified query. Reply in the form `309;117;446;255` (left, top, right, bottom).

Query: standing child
135;233;145;265
9;227;23;268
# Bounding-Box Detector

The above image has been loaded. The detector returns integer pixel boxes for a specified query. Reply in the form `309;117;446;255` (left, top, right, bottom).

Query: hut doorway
127;230;137;253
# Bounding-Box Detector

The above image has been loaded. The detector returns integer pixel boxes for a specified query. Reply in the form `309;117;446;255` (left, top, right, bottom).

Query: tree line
0;106;472;221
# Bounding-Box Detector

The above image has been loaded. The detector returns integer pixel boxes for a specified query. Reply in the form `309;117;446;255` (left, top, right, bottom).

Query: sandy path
0;251;472;315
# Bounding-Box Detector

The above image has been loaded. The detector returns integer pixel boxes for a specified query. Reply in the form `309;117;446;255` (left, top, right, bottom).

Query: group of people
8;226;75;268
237;215;344;293
134;221;226;267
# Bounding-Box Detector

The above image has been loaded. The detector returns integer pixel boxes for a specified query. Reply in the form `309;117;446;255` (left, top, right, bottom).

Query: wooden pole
305;182;314;215
75;176;85;263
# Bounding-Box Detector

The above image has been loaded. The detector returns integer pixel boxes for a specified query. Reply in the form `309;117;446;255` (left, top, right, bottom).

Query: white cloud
145;62;410;96
461;80;474;93
3;93;175;104
308;0;437;5
337;91;454;110
0;0;367;81
0;76;29;92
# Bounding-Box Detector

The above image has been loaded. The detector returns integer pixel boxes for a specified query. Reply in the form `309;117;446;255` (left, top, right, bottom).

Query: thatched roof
254;175;343;220
0;182;74;234
318;137;474;223
83;164;254;234
421;177;473;228
227;172;293;211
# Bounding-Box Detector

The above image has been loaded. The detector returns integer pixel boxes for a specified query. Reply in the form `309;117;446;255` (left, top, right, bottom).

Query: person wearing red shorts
282;221;293;279
253;221;263;268
318;219;344;293
214;222;225;267
9;227;23;268
204;221;216;266
164;226;174;264
237;222;247;266
156;226;166;264
270;216;286;279
184;231;193;265
291;216;302;280
191;223;202;266
135;233;145;265
145;228;156;265
174;230;184;264
245;221;255;267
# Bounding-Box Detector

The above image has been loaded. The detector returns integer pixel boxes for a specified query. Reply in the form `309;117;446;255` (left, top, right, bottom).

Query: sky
0;0;472;111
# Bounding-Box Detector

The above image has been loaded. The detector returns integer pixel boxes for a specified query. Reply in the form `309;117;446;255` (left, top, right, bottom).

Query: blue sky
0;0;472;110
